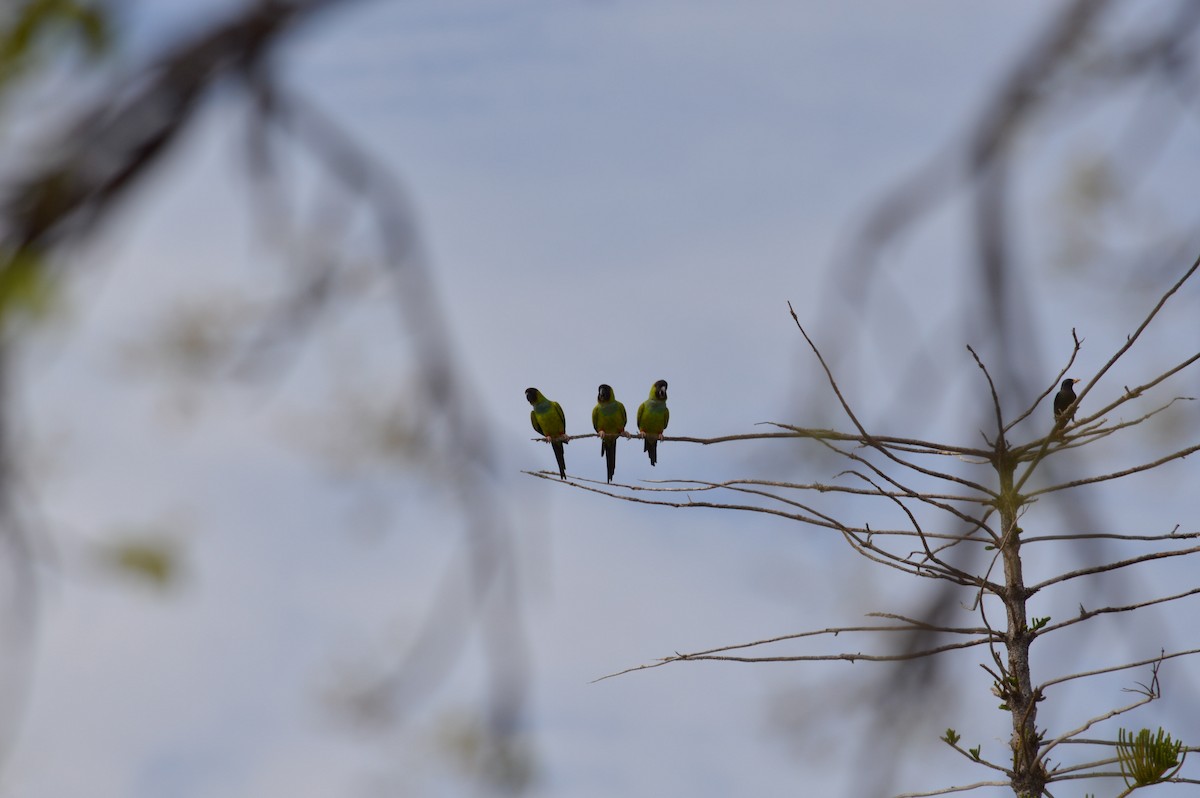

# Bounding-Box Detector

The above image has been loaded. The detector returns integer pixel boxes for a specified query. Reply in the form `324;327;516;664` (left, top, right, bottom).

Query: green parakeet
591;383;627;483
526;387;567;479
636;379;669;466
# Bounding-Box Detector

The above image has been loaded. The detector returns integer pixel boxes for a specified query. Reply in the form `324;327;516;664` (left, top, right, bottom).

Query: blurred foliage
94;533;181;590
0;0;110;95
436;711;536;795
0;2;112;329
0;248;56;327
297;387;432;475
142;300;245;380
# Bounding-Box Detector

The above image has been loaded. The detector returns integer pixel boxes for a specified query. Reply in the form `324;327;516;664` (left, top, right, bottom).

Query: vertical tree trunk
997;450;1044;797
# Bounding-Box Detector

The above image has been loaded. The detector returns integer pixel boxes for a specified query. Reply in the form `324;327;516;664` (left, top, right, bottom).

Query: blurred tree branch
0;0;534;792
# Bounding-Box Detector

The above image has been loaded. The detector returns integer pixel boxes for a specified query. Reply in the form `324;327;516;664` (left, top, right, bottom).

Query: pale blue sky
4;2;1199;797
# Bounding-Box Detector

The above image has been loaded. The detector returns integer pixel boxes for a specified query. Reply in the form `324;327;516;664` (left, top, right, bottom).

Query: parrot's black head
525;387;540;405
597;384;613;402
1061;378;1080;391
653;379;668;401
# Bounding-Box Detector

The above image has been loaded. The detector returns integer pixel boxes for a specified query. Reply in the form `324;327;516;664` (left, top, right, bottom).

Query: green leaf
97;536;180;590
0;0;111;95
0;249;56;322
1116;727;1185;787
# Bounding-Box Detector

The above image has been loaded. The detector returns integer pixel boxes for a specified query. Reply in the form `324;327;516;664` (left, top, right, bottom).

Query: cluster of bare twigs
534;255;1200;796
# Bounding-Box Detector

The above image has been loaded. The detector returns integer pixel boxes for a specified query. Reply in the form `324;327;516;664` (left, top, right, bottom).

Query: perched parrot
636;379;669;466
592;383;628;483
526;387;567;478
1053;378;1081;428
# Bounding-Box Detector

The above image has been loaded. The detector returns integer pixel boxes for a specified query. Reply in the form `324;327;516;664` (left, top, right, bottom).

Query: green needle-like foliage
1116;727;1185;788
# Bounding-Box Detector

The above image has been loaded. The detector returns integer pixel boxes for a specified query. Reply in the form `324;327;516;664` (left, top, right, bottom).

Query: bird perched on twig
526;387;567;478
637;379;669;466
592;384;627;483
1053;378;1081;428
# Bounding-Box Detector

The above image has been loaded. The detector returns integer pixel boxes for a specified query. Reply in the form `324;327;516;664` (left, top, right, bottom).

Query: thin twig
1036;586;1200;636
1028;441;1200;498
1040;647;1200;691
788;304;995;495
594;634;995;682
1029;543;1200;592
890;780;1011;798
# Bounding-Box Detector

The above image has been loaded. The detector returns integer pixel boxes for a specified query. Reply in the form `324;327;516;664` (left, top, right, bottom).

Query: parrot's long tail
604;438;617;483
552;441;566;479
645;436;657;467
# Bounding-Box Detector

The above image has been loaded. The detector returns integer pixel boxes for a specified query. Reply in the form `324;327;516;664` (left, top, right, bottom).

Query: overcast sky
3;3;1198;797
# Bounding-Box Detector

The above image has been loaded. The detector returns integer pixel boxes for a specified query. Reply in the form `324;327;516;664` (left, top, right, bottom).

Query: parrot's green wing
639;403;667;436
591;403;601;433
618;401;627;430
552;402;566;436
531;409;544;436
531;400;566;439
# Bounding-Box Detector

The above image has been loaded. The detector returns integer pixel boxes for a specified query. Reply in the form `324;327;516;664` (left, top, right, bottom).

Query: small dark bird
1053;378;1081;427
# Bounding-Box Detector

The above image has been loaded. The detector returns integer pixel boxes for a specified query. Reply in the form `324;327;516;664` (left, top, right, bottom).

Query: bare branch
1039;647;1200;691
531;426;990;458
1052;396;1195;449
866;612;995;637
1062;350;1200;436
841;525;996;588
525;471;850;533
1024;527;1200;544
1039;690;1157;765
788;304;996;495
1009;256;1199;495
890;780;1011;798
943;739;1012;774
1004;328;1082;434
842;470;986;586
1037;586;1200;636
1028;438;1200;495
595;633;996;682
1074;249;1200;415
649;477;994;508
1029;543;1200;592
966;345;1005;441
804;435;1001;540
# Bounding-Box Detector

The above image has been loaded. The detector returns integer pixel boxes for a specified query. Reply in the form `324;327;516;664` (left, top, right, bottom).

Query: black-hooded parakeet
526;387;567;478
592;383;627;483
1053;378;1081;428
636;379;669;466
